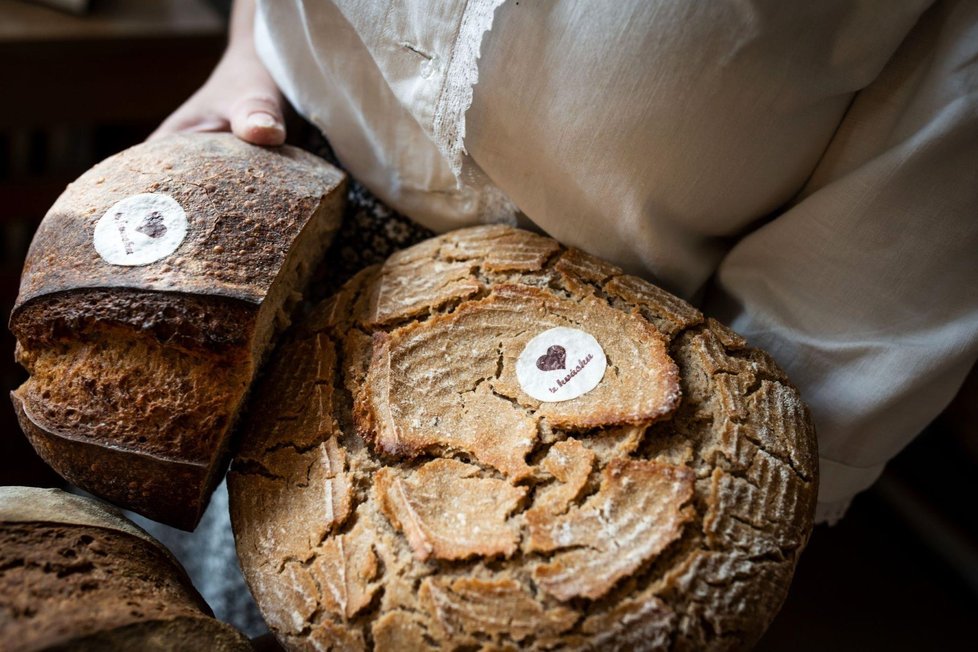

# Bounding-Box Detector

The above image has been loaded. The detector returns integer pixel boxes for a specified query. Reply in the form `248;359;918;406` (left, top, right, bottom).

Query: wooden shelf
0;0;223;42
0;0;225;128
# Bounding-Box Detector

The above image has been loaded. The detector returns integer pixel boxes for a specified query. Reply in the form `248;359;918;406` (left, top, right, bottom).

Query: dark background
1;1;975;649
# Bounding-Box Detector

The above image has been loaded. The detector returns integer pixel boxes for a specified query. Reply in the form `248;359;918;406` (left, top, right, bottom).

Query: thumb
229;94;286;146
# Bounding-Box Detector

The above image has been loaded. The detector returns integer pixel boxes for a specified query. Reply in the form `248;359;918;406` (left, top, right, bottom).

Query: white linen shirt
255;0;978;523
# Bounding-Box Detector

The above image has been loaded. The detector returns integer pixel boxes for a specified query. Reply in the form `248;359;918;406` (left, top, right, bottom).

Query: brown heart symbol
135;211;167;239
536;345;567;371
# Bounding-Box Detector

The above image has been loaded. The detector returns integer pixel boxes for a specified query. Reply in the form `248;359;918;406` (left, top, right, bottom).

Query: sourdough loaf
9;133;345;529
228;225;819;651
0;486;251;651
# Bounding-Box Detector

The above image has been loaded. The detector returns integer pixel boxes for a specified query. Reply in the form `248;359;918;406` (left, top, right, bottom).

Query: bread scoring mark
527;459;695;601
419;577;578;642
375;458;526;561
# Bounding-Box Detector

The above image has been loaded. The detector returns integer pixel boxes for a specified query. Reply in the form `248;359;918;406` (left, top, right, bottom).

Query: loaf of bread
9;133;345;529
0;486;251;651
228;225;818;651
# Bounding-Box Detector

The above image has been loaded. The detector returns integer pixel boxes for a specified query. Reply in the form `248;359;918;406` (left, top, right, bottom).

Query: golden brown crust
527;460;695;602
376;459;526;561
371;610;436;652
419;577;577;644
437;224;561;272
229;225;818;651
525;439;595;521
362;255;483;327
573;591;676;651
10;133;345;529
357;283;680;480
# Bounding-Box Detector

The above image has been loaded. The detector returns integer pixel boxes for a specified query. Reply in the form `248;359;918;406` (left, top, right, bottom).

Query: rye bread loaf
0;486;251;651
228;225;819;651
9;133;345;529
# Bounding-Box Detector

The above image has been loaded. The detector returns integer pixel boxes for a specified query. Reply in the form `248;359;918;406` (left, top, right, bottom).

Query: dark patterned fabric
303;128;435;300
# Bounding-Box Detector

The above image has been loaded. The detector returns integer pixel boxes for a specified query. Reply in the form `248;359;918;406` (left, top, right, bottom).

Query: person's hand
149;43;286;146
150;0;285;146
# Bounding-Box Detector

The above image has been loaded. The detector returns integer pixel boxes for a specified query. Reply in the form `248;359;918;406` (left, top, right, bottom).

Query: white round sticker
93;193;188;266
515;327;607;402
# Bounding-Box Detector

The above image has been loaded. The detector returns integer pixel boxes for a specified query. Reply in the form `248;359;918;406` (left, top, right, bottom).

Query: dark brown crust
10;395;211;530
14;133;342;310
11;288;257;352
0;488;251;651
34;616;253;652
9;133;345;529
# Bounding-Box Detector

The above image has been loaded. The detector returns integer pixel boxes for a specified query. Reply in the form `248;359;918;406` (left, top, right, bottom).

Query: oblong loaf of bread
0;486;252;651
9;133;345;529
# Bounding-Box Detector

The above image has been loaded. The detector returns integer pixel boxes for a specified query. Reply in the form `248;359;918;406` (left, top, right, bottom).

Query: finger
229;94;286;146
149;110;229;141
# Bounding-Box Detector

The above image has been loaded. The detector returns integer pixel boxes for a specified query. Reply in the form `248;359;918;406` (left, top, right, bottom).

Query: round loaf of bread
0;487;251;651
229;226;818;651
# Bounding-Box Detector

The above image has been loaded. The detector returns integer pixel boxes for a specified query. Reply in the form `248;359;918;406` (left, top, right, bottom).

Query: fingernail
247;112;281;129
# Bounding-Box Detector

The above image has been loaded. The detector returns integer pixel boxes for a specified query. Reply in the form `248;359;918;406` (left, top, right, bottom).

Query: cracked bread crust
0;487;251;651
9;133;345;529
229;225;818;651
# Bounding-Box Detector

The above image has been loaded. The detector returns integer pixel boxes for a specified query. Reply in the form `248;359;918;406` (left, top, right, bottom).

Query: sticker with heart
135;211;168;239
516;327;607;402
536;345;567;371
94;193;188;266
